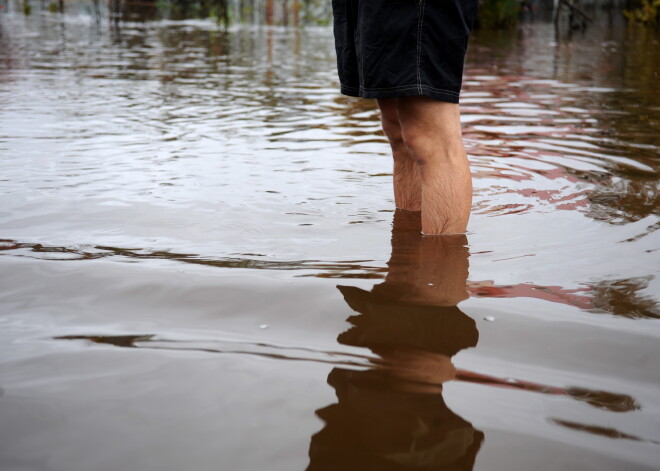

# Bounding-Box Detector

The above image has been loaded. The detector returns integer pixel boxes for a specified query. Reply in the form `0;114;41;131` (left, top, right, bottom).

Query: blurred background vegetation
624;0;660;24
7;0;659;28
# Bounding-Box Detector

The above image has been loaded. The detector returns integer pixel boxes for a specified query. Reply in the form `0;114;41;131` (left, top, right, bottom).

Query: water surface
1;6;659;471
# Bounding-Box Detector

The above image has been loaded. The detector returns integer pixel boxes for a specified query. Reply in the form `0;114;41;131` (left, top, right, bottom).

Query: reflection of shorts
332;0;479;103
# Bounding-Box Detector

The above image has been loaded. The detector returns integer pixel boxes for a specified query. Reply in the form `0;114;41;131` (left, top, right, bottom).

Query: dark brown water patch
566;387;641;413
551;419;658;444
56;334;155;348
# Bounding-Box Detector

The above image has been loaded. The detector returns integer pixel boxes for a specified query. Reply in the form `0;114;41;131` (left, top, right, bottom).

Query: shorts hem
340;84;460;104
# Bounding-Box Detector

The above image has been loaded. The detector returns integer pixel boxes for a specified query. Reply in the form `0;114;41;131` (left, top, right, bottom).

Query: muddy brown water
1;6;659;471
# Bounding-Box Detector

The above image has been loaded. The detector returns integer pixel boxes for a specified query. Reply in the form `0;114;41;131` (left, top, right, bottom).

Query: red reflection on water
468;282;593;309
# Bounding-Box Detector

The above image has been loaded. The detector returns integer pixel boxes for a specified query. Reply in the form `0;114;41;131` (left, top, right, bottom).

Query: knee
401;123;465;168
400;125;432;164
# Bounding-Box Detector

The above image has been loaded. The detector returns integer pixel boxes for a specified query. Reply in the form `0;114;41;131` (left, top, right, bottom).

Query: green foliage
47;2;59;13
624;0;660;25
301;0;333;26
477;0;521;29
22;0;31;15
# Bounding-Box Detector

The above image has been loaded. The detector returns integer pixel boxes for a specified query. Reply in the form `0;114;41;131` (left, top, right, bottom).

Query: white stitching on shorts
363;84;420;91
341;82;460;97
416;0;426;95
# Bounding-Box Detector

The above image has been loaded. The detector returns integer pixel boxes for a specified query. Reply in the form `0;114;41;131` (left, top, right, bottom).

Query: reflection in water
2;237;657;321
54;335;641;414
1;12;659;470
564;387;640;413
551;419;660;445
468;280;593;309
56;334;155;348
5;236;658;322
0;238;385;274
308;211;483;470
588;276;660;320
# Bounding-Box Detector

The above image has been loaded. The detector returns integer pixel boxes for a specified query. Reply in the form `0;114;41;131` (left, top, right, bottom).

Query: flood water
1;5;659;471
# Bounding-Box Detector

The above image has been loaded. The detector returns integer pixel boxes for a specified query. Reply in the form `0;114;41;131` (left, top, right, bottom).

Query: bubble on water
427;283;434;286
259;324;269;330
484;316;496;322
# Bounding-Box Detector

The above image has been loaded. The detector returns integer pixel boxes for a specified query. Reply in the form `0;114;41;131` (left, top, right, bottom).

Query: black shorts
332;0;479;104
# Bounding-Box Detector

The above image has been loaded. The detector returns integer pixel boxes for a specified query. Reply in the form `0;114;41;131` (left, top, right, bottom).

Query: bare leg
396;96;472;235
377;98;421;212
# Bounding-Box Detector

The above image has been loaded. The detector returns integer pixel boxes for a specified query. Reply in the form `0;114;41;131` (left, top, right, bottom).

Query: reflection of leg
378;348;456;393
384;209;422;287
377;98;421;212
414;234;470;306
397;96;472;235
385;211;470;305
